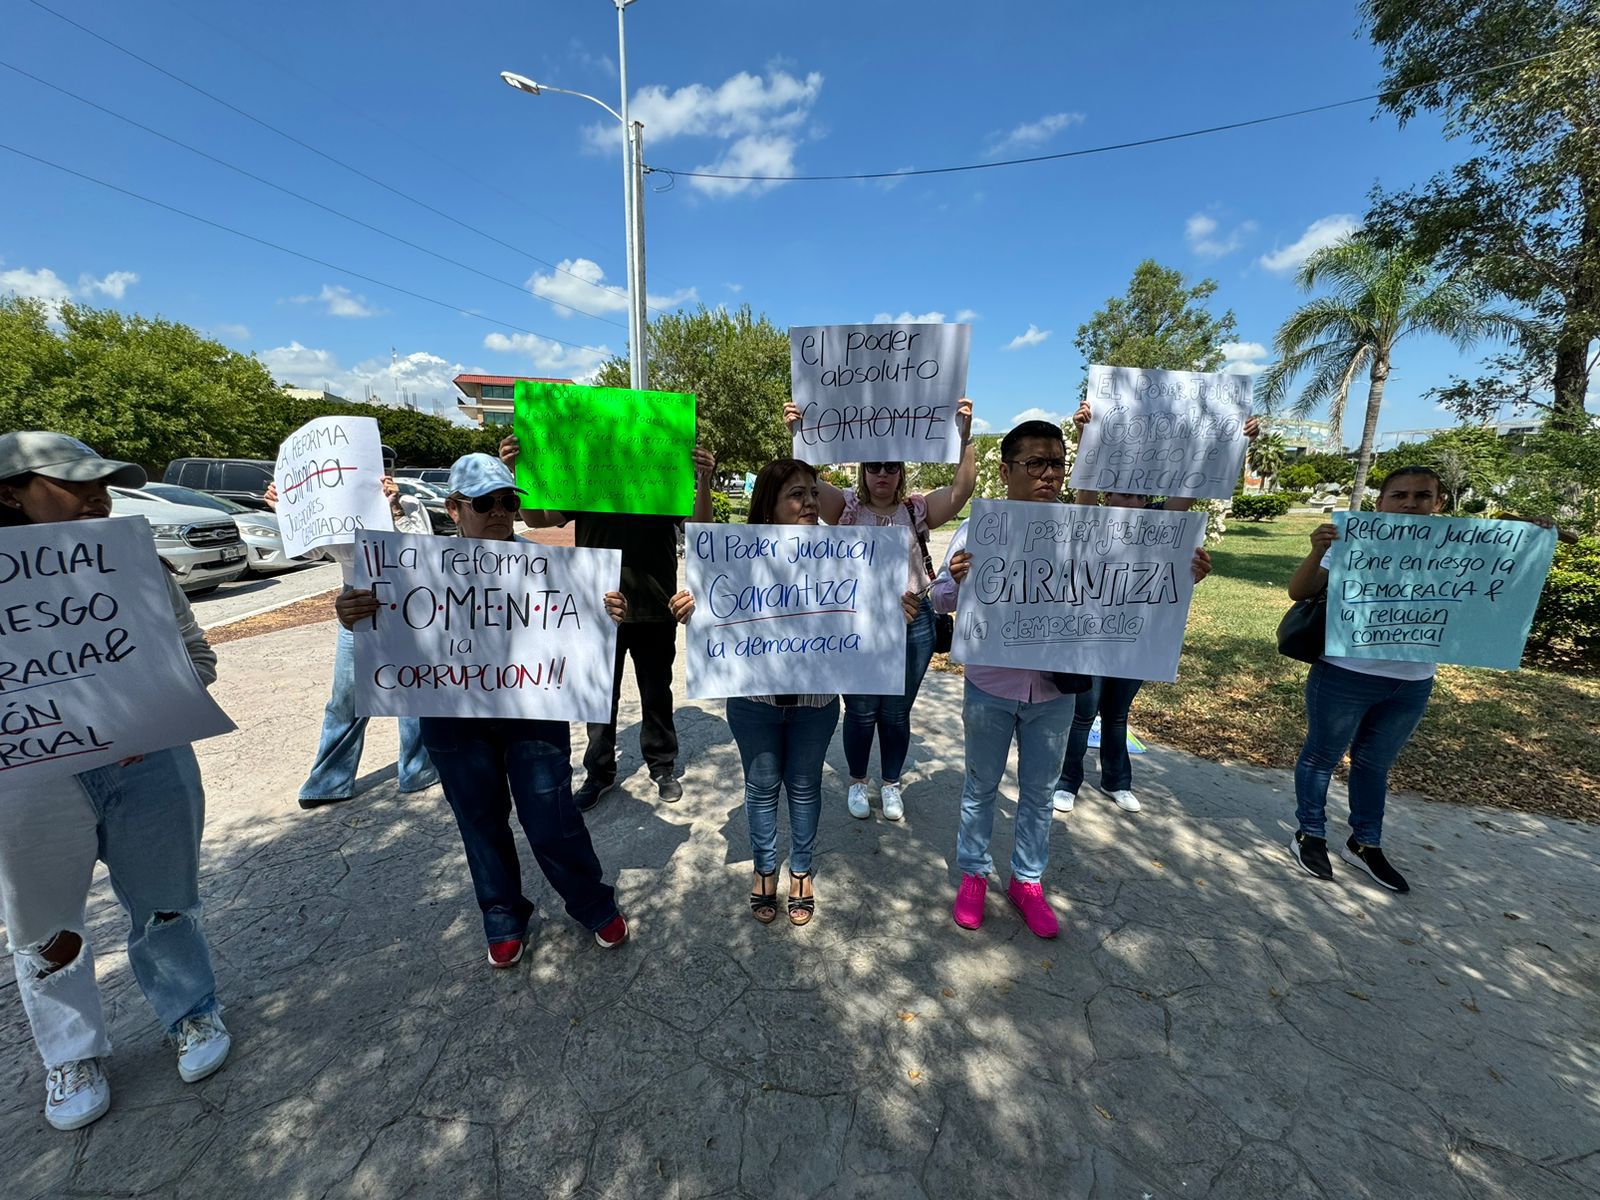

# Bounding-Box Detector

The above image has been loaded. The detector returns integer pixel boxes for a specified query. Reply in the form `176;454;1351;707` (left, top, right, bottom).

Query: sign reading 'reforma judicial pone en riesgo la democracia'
952;499;1206;683
0;517;235;782
1324;512;1557;670
350;530;621;722
682;523;911;700
1070;365;1254;501
273;415;392;559
789;322;971;465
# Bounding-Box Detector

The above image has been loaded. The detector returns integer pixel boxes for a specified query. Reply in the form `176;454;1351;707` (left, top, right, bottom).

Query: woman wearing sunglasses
334;454;630;968
783;398;976;822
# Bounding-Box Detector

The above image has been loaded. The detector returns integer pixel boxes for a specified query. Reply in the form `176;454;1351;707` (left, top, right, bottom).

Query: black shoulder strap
905;500;935;578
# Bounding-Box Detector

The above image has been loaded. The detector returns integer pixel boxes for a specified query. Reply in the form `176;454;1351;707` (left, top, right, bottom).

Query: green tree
1362;0;1599;429
597;303;790;473
1498;414;1600;538
1075;260;1238;393
1258;237;1521;511
1372;426;1510;512
1245;430;1287;492
0;297;69;434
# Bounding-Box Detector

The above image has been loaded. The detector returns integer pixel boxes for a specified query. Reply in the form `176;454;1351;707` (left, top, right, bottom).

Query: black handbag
1277;585;1328;663
907;503;955;654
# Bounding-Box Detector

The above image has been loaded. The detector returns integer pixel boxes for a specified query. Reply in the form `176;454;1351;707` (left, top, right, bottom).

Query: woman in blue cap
335;453;630;967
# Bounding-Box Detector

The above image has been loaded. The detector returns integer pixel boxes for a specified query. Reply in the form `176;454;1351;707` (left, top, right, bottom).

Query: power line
0;139;613;356
0;59;628;327
24;0;673;315
647;47;1578;184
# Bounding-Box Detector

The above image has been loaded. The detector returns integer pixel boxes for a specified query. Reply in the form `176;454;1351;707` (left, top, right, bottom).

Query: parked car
109;490;248;594
393;477;457;535
124;483;312;574
163;457;275;510
392;467;452;487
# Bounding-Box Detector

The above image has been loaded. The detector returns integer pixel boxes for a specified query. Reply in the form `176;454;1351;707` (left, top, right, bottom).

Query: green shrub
1461;496;1489;514
710;491;733;523
1231;493;1294;521
1527;540;1600;668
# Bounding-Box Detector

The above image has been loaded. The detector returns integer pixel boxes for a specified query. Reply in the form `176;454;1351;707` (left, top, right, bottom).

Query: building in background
280;386;351;405
452;374;575;427
1259;416;1341;457
1373;416;1547;452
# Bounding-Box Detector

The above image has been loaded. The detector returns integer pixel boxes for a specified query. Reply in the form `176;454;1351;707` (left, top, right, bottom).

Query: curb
200;585;340;631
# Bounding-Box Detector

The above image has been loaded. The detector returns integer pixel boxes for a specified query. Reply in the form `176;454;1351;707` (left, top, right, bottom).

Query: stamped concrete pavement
2;616;1597;1199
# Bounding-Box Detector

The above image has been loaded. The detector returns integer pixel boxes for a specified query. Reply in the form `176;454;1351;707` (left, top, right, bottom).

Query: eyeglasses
451;491;521;514
862;462;903;475
1005;457;1067;479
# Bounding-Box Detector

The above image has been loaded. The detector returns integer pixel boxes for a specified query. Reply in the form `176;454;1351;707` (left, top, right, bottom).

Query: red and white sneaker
594;914;629;949
487;937;524;968
1006;878;1060;939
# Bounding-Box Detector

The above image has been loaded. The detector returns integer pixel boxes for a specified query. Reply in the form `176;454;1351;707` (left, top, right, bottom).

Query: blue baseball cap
448;453;517;499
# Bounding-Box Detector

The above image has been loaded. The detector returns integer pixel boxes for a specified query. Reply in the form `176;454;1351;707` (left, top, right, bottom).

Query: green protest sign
513;380;698;516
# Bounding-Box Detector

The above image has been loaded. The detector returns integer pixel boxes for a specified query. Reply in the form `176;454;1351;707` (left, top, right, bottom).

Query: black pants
583;621;679;783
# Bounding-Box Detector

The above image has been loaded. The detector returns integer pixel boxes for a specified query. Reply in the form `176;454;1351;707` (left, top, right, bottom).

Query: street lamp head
500;71;543;96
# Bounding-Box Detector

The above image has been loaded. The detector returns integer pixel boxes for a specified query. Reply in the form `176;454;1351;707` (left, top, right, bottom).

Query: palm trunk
1347;354;1390;512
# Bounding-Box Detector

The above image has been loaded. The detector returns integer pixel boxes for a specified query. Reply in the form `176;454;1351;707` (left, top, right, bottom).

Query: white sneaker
880;783;904;821
176;1011;232;1083
1052;790;1076;813
45;1058;111;1131
846;782;871;819
1111;789;1141;813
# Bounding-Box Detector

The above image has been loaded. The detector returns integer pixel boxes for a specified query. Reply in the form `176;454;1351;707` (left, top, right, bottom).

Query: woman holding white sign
0;433;233;1132
784;398;976;823
334;453;632;967
668;456;922;925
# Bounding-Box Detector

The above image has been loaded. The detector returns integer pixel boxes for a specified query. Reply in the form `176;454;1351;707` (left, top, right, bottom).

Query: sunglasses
451;491;521;514
863;462;903;475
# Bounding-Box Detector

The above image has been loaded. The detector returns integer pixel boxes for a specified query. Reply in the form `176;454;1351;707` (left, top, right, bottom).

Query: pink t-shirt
838;492;931;590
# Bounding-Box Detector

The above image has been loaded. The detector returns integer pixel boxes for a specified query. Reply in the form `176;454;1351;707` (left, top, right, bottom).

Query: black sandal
750;870;778;924
787;871;815;927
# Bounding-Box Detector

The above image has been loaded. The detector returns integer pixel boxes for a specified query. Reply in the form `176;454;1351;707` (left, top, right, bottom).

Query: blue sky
0;0;1558;443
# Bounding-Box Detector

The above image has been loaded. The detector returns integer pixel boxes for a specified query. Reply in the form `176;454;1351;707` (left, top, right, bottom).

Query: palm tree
1258;237;1522;511
1246;430;1287;492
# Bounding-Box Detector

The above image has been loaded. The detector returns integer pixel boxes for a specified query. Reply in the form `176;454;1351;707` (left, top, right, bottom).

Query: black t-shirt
574;513;679;623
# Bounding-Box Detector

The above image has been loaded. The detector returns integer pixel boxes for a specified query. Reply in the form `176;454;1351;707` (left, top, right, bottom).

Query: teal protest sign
1325;513;1556;670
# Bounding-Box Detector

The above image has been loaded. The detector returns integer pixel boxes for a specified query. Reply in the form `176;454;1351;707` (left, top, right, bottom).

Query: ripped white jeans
0;747;220;1069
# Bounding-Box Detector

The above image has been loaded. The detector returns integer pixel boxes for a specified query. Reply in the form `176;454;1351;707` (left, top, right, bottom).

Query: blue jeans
0;748;220;1067
420;717;617;943
957;681;1074;883
1057;676;1144;794
843;598;936;782
726;697;841;876
300;626;437;801
1294;661;1434;846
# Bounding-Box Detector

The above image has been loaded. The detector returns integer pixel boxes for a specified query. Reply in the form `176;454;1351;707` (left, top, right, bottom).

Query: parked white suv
110;490;249;593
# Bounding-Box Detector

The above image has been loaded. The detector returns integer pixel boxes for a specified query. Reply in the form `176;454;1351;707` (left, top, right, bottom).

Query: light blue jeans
843;598;937;782
957;681;1075;883
300;626;437;801
0;748;221;1068
726;697;840;876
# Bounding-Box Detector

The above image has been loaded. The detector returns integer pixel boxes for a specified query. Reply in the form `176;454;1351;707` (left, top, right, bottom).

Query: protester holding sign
669;456;921;926
1284;466;1559;893
0;433;234;1131
783;398;976;823
335;453;631;967
930;420;1090;940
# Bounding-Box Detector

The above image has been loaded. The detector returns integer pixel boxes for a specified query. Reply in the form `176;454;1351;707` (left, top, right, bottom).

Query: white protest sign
0;517;234;781
1070;365;1253;500
351;531;621;722
790;323;970;465
274;416;391;558
952;499;1203;682
683;522;910;700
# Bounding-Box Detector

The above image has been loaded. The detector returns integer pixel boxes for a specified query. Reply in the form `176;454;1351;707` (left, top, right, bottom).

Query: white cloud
481;332;614;384
212;323;251;340
969;415;994;435
568;38;617;79
688;134;802;197
1258;214;1360;274
80;270;139;299
1185;212;1256;259
986;112;1084;156
1002;324;1052;352
872;310;946;324
524;258;696;319
0;260;140;321
955;309;980;323
1218;340;1271;375
291;284;383;319
258;341;479;418
1009;407;1067;426
725;282;743;293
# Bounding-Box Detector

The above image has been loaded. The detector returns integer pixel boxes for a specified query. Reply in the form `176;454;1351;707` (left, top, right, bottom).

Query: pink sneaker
952;874;988;930
1006;878;1059;939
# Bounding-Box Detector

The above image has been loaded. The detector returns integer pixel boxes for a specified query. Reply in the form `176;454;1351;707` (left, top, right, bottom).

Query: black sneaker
1290;831;1334;881
653;774;683;802
575;777;614;812
1340;838;1409;893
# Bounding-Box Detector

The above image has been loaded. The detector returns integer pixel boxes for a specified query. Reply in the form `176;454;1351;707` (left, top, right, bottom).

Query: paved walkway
2;617;1597;1199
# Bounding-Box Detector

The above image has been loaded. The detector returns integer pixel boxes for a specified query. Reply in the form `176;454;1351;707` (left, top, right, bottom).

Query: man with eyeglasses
930;420;1086;939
